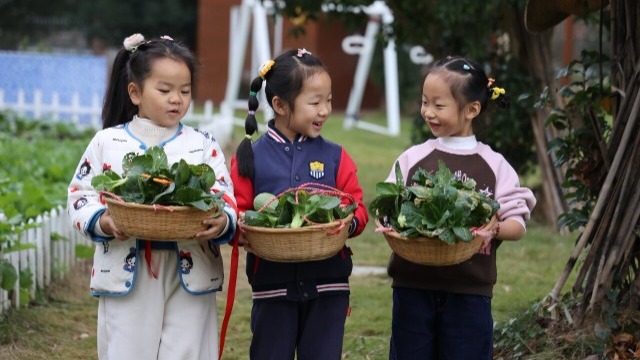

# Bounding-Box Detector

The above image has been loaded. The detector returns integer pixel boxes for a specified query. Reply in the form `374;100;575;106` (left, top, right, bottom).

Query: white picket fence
0;88;219;130
0;206;93;314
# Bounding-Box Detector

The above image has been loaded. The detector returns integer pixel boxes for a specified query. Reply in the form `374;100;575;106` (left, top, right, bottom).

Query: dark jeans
389;287;493;360
250;294;349;360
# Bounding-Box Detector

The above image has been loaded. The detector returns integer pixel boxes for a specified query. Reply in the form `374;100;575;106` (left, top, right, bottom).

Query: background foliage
0;0;536;174
282;0;537;175
0;0;197;50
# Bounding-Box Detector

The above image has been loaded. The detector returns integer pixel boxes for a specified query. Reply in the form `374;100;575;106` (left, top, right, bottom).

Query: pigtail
236;76;264;178
102;49;136;129
487;77;510;109
236;58;277;178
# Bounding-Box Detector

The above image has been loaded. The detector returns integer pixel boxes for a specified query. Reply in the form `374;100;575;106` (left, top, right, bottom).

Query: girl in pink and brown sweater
385;56;536;360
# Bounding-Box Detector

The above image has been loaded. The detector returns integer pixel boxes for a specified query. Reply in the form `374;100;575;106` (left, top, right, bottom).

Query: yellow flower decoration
291;6;308;27
259;60;275;79
490;87;506;100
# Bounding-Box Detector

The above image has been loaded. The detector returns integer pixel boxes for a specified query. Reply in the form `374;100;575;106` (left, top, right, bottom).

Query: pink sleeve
494;160;537;229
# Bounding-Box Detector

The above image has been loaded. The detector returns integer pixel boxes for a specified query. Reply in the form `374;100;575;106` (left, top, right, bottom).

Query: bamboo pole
548;86;640;303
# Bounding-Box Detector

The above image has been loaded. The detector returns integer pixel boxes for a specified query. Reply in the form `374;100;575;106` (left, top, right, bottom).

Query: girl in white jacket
67;33;237;360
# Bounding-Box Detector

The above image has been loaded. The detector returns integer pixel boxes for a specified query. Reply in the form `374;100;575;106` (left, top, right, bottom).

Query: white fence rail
0;206;93;314
0;88;217;128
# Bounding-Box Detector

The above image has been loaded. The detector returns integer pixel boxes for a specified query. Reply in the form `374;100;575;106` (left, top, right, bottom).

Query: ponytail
102;49;136;129
487;78;510;109
236;76;264;178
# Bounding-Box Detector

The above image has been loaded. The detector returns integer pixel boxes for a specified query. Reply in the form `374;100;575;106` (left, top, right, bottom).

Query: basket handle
290;182;356;205
252;182;356;228
99;190;175;213
325;218;347;235
99;190;125;203
269;182;356;207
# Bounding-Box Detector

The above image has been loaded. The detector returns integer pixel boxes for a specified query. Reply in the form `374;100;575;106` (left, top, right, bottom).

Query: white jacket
67;121;237;296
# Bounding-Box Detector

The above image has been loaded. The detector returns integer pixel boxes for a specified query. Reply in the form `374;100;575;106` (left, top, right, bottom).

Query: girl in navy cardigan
230;48;369;360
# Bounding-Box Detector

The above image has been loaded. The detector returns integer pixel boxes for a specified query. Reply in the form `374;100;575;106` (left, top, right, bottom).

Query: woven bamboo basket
240;213;354;262
376;216;497;266
104;197;220;241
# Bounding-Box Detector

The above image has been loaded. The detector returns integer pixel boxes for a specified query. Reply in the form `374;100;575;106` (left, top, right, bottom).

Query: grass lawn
0;111;577;359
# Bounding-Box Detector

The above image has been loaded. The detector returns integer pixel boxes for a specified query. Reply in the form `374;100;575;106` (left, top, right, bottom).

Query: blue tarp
0;51;107;123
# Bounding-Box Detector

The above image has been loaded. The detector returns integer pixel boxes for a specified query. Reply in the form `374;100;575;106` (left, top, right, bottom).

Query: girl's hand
99;210;129;240
194;212;228;240
237;232;255;254
236;211;255;253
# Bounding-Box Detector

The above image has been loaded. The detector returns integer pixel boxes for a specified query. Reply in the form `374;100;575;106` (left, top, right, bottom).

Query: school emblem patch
309;161;325;179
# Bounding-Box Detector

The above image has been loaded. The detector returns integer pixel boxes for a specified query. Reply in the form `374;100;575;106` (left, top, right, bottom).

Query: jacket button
295;175;300;181
285;146;290;151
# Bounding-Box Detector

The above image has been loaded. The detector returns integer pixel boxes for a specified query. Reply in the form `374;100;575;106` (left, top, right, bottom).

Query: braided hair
235;48;327;178
102;34;198;129
425;56;509;114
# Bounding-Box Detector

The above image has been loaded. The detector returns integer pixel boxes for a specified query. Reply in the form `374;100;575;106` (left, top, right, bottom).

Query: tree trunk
510;4;570;228
547;0;640;330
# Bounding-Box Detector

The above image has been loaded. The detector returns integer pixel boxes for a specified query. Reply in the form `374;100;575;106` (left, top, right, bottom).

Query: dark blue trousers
389;287;493;360
249;294;349;360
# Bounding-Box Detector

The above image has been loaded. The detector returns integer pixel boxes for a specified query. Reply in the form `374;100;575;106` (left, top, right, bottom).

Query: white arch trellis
213;0;430;137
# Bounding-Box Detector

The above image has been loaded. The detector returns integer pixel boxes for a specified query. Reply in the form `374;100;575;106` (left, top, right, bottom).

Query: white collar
437;135;478;150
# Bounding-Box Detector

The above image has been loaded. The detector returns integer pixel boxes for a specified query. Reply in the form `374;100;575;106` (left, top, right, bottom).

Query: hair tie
123;33;145;52
245;134;252;139
248;110;255;115
490;87;506;100
463;64;471;71
297;48;312;57
249;91;257;97
259;60;275;79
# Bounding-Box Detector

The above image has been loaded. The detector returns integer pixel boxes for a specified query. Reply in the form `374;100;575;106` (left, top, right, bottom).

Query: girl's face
421;73;476;138
129;58;192;127
274;70;332;142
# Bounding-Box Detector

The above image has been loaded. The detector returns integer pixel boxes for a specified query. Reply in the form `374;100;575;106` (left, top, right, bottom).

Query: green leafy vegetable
369;160;499;244
91;146;224;211
243;189;356;228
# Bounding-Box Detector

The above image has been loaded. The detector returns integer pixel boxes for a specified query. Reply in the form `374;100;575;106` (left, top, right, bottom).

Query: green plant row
0;110;93;291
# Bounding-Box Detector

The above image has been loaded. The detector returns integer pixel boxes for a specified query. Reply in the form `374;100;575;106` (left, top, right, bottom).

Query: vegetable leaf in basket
369;160;499;244
243;187;356;228
91;146;224;212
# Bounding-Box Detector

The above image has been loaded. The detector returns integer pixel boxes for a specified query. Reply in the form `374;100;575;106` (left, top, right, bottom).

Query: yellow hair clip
259;60;275;79
490;87;506;100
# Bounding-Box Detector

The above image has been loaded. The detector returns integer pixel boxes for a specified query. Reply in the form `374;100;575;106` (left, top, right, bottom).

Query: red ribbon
218;193;239;359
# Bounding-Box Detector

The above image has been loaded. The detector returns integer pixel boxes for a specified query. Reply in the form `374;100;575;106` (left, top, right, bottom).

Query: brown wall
196;1;381;110
195;0;236;103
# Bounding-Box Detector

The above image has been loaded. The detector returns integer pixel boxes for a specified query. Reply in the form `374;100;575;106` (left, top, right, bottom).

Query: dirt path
0;245;251;360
